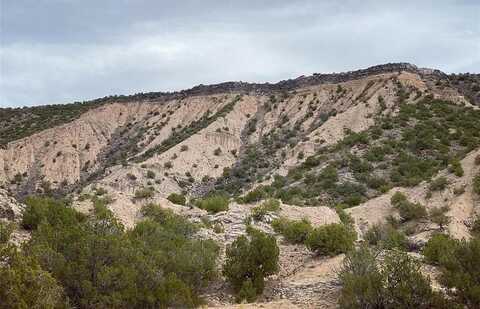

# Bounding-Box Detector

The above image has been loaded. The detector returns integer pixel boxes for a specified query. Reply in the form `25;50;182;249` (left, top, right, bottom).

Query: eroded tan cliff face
0;94;242;192
0;102;153;187
0;69;468;199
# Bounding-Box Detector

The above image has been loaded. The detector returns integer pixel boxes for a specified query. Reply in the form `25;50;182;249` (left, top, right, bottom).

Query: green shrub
390;191;406;205
381;226;409;249
0;244;68;308
213;223;224;234
251;199;280;221
303;155;321;167
364;223;383;246
275;187;303;204
365;176;389;190
472;216;480;235
236;279;257;303
338;246;385;308
429;177;448;192
140;204;198;236
474;173;480;195
381;250;443;308
475;154;480;166
213;147;222;156
422;234;457;265
364;223;408;250
333;182;366;207
0;222;14;244
250;207;267;222
146;170;156;179
21;197;82;230
317;164;338;189
439;236;480;307
342;131;369;146
305;223;356;256
271;217;312;244
365;146;388;162
126;173;137;181
391;192;427;222
167;193;186;205
429;206;451;229
390;154;438;187
223;228;279;302
339;246;451;309
286;168;304;182
270;217;285;232
12;173;23;184
260;198;280;211
242;186;270;204
134;187;155;199
448;159;464;177
196;194;229;213
335;205;354;226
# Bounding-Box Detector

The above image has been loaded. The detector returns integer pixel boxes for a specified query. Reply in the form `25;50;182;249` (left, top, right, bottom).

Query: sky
0;0;479;107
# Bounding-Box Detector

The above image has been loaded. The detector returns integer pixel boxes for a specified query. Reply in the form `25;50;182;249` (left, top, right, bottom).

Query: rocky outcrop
0;188;23;221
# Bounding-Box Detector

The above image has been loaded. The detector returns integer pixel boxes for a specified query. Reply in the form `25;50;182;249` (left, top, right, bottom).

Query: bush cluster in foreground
422;234;480;308
4;197;219;308
339;246;458;309
223;227;279;303
195;193;229;213
272;216;356;256
167;192;187;205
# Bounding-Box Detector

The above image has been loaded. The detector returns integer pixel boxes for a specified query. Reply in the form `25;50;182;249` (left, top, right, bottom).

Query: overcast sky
1;0;479;107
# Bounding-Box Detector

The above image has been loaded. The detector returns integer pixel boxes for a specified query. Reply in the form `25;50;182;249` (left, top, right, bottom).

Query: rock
0;188;24;221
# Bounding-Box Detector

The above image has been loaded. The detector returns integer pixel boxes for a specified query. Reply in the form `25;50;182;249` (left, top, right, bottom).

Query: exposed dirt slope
2;63;463;199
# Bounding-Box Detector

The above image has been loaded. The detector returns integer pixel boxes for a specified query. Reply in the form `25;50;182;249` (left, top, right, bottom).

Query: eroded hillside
1;63;480;308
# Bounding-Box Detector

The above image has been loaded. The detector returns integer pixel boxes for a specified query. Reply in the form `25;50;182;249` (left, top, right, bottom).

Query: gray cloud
1;0;479;107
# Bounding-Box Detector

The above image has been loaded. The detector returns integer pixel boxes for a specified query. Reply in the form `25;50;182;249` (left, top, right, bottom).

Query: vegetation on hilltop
0;100;104;147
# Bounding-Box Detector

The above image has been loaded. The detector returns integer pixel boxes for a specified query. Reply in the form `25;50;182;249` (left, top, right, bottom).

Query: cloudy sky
1;0;479;107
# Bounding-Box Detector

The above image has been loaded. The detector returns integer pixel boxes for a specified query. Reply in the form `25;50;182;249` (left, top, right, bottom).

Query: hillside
1;63;479;308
